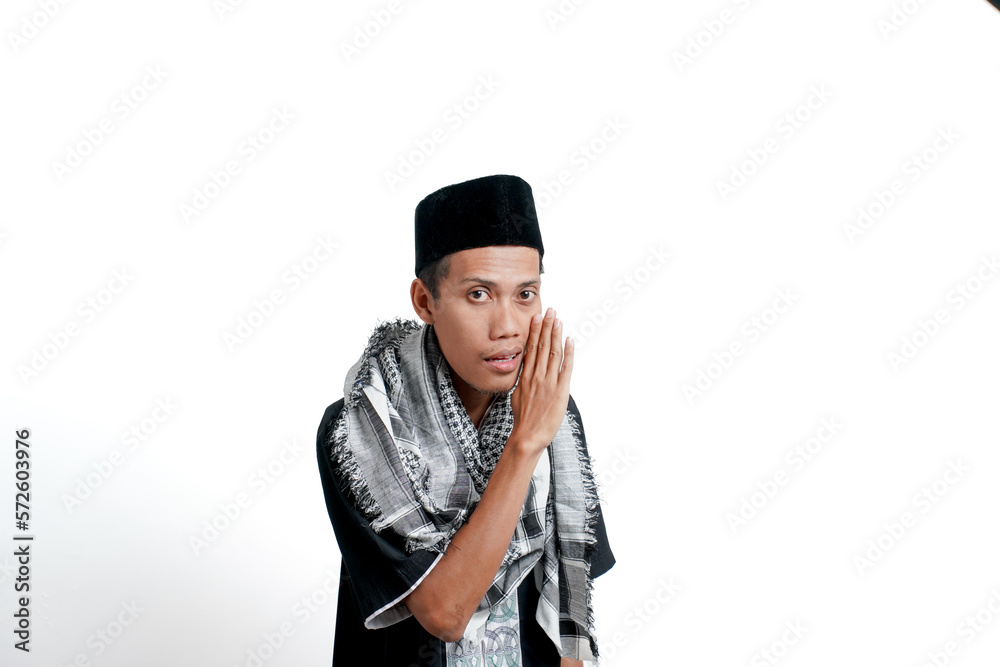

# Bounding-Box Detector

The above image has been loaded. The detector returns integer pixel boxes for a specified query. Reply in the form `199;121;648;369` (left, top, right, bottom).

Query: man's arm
403;427;543;642
404;307;572;642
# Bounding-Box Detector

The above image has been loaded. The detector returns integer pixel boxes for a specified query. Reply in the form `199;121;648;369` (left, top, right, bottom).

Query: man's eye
470;290;488;300
520;291;536;300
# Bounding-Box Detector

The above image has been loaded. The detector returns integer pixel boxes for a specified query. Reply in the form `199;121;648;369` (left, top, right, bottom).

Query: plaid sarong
327;318;601;661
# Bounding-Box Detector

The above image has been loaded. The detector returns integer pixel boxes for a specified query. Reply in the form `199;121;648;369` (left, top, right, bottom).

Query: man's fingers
547;317;564;377
521;311;543;383
558;335;574;392
536;308;555;379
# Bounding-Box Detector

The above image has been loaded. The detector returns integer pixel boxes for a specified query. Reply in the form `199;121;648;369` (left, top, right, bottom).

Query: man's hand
510;307;574;456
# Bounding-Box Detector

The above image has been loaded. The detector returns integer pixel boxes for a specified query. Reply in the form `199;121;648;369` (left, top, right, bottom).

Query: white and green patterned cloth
447;593;523;666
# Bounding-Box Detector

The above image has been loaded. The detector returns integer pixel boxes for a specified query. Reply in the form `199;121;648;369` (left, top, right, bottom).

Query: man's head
410;175;546;403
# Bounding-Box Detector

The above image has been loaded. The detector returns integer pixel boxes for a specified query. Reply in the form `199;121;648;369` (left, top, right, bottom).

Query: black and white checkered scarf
327;318;601;661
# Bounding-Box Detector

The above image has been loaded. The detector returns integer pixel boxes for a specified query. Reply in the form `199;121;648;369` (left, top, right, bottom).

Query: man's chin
477;384;514;398
471;377;516;398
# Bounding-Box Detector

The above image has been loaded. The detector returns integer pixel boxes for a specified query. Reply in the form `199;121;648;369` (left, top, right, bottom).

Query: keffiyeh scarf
327;318;601;661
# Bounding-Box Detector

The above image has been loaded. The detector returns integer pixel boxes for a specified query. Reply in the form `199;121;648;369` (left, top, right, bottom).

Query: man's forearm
404;432;543;642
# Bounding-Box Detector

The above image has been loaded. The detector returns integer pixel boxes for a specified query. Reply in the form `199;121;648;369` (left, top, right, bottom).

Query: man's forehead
448;246;540;284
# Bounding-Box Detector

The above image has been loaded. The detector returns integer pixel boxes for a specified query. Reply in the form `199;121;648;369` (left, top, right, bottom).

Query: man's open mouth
484;350;521;371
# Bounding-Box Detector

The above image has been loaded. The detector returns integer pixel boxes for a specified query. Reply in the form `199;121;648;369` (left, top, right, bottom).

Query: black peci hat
414;174;544;276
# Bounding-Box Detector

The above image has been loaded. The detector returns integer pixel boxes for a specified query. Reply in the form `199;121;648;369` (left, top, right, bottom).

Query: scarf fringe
565;408;603;661
327;317;422;530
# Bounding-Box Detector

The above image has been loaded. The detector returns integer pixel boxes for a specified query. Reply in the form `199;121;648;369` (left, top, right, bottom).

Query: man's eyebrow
459;276;540;289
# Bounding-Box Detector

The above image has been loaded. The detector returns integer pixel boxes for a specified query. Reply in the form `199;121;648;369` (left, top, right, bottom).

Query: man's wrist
505;429;547;462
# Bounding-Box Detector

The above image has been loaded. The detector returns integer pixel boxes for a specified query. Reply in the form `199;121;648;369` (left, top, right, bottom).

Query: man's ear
410;278;434;325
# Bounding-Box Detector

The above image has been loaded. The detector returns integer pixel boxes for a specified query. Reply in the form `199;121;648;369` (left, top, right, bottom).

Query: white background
2;1;1000;665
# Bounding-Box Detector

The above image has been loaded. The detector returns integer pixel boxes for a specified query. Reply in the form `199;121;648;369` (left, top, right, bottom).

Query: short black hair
417;253;544;302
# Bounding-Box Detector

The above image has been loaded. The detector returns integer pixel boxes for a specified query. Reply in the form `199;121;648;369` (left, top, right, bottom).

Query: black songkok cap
414;174;544;277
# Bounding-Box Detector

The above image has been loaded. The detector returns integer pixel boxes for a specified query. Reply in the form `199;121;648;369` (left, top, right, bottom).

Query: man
316;174;614;665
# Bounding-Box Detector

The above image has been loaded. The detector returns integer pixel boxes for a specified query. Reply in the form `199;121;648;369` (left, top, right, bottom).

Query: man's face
418;245;542;399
